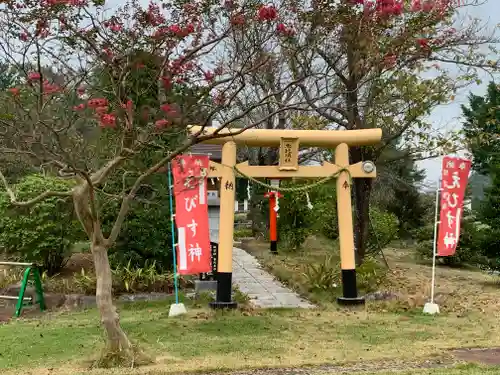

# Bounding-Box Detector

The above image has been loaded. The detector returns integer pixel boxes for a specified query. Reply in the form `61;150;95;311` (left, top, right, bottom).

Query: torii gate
189;125;382;308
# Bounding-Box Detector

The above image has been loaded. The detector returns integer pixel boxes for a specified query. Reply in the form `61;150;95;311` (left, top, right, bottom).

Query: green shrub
234;228;253;238
301;253;387;294
366;207;399;254
0;174;84;275
414;215;490;267
301;254;340;292
101;174;173;272
48;265;191;295
111;260;175;293
277;181;315;250
357;257;388;292
309;182;338;239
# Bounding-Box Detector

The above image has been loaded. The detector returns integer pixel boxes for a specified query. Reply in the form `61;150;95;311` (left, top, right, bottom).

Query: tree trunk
350;146;375;265
353;178;372;265
91;243;131;352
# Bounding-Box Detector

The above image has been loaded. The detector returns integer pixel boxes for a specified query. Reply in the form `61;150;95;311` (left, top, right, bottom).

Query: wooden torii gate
189;126;382;308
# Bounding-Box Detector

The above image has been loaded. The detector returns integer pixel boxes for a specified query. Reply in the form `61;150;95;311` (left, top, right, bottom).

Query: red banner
171;154;211;275
437;156;471;256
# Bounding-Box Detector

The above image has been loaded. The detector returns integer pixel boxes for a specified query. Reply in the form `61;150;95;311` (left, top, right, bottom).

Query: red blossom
28;72;41;81
160;103;177;117
155;119;170;128
8;87;20;96
153;28;167;38
257;5;278;21
19;32;29;41
422;1;434;12
169;24;181;34
73;103;85;111
161;76;172;89
185;23;195;34
146;2;166;26
103;48;113;59
35;19;48;38
213;92;225;106
204;71;214;82
375;0;403;16
43;83;60;94
230;14;245;26
121;100;133;110
410;0;421;11
100;114;116;128
276;23;294;37
417;38;429;49
77;87;85;96
88;98;108;108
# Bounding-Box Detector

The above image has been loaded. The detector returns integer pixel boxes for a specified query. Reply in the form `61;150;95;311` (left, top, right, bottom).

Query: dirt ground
379;247;500;315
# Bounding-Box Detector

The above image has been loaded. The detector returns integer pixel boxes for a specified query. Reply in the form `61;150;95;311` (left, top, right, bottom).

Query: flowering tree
0;0;308;363
280;0;499;262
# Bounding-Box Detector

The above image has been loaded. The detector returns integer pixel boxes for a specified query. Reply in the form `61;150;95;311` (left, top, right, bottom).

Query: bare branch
0;170;71;207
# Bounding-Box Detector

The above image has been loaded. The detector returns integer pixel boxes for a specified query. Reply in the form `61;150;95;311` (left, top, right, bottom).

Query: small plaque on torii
279;137;299;171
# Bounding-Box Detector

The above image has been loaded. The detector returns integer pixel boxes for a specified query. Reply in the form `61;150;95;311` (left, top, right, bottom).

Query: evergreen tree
372;143;429;236
462;82;500;174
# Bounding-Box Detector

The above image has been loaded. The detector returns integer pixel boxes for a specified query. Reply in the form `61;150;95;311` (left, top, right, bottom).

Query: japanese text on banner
437;156;471;256
171;154;212;275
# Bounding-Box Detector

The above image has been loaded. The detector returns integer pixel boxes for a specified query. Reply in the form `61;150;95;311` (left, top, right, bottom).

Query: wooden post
269;193;278;254
209;141;238;309
335;143;364;305
264;192;280;254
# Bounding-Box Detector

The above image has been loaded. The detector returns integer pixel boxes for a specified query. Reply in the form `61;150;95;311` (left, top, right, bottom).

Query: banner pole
167;163;180;305
430;178;441;304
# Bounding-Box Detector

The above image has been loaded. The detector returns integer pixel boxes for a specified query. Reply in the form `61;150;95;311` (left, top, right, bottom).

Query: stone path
232;247;314;309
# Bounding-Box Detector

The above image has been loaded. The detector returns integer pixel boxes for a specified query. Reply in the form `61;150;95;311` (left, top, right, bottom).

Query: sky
418;0;499;188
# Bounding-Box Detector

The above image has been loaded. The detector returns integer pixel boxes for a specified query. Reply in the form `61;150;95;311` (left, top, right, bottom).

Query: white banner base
423;302;440;315
168;302;187;317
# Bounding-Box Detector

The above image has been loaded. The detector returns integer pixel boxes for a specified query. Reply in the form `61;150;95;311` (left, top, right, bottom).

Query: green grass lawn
2;299;500;375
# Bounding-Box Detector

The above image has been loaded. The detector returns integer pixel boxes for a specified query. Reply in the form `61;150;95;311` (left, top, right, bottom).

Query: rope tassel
247;181;251;200
306;192;313;210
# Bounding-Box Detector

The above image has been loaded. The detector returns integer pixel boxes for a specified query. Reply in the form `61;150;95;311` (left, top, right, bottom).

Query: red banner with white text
437;156;471;256
171;154;211;275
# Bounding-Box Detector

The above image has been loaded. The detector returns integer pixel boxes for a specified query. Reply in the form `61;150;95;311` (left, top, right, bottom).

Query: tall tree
0;0;309;362
373;144;428;236
286;0;499;262
462;81;500;174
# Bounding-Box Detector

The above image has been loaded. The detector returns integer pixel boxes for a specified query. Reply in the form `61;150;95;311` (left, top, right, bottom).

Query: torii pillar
264;190;282;254
191;126;382;308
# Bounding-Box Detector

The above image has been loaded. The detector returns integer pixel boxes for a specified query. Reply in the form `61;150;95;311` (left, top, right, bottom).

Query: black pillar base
208;272;238;310
270;240;278;254
337;269;365;306
337;296;365;306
